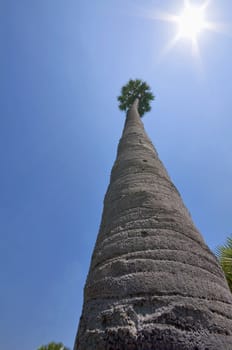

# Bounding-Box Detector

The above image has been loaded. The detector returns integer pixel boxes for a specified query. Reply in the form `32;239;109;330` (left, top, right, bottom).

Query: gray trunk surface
74;101;232;350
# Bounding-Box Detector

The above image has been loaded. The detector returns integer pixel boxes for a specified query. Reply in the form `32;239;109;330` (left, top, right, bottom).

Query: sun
145;0;221;57
177;2;206;40
141;0;225;58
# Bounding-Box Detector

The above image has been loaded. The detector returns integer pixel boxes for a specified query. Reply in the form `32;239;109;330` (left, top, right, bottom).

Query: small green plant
216;236;232;292
118;79;155;117
37;342;70;350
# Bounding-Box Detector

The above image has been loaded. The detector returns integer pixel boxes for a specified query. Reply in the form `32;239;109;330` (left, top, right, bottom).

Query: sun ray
136;8;178;24
200;0;211;10
204;21;232;36
192;36;200;58
158;34;181;59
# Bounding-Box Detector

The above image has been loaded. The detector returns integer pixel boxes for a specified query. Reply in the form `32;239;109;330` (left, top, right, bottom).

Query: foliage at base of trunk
216;236;232;292
37;342;69;350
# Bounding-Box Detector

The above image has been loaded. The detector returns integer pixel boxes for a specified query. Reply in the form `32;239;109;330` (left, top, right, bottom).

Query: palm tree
217;236;232;292
74;80;232;349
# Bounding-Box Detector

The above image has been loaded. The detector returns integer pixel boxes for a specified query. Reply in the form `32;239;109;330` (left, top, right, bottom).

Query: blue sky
1;0;232;349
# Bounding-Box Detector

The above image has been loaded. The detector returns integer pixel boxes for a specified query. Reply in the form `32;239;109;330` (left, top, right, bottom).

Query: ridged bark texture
74;101;232;350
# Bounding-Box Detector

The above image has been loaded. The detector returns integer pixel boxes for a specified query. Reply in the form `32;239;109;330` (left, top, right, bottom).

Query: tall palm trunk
74;100;232;350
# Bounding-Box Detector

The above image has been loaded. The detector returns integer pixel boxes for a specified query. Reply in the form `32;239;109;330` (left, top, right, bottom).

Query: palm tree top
118;79;155;117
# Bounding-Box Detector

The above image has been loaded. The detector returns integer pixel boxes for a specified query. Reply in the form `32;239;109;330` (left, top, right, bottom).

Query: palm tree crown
217;236;232;292
118;79;155;117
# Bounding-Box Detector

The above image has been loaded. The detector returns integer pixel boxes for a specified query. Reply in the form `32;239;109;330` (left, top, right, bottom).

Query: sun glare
140;0;227;60
142;0;226;58
177;3;206;40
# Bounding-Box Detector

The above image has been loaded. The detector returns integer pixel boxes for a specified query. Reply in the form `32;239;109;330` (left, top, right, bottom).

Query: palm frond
216;235;232;292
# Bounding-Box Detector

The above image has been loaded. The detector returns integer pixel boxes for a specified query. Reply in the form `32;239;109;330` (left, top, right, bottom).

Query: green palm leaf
216;236;232;292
